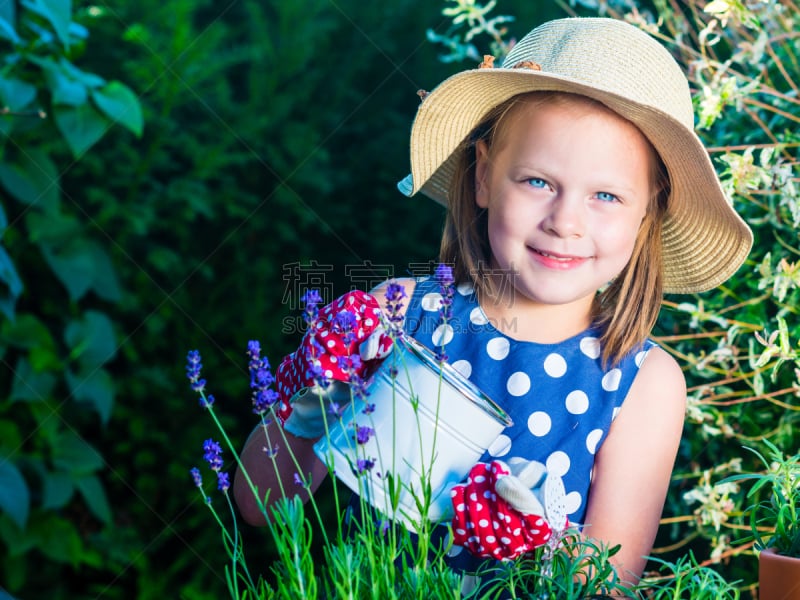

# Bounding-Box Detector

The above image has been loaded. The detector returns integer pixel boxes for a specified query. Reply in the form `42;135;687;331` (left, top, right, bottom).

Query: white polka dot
586;429;603;454
528;411;551;436
579;336;601;359
506;372;530;396
602;368;622;391
469;307;489;326
611;406;622;421
325;369;333;378
564;491;582;515
635;349;649;367
457;282;473;296
326;339;336;348
486;337;510;360
487;434;511;457
432;323;454;346
320;330;329;338
479;519;489;528
451;359;472;378
421;292;443;311
565;390;589;415
546;451;570;476
543;353;567;378
364;318;374;327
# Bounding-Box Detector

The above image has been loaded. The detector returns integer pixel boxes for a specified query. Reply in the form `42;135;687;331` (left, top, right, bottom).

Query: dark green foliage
0;0;452;596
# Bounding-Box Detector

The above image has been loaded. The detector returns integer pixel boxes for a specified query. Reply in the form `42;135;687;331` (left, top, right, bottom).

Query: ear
474;140;490;209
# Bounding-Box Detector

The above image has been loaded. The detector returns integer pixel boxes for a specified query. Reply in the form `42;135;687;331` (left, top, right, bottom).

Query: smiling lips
530;247;589;269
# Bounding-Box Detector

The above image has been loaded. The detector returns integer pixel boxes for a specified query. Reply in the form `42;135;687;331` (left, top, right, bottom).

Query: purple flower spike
355;425;374;445
199;393;215;409
217;471;230;492
203;439;224;472
384;282;407;330
186;350;207;392
247;342;279;415
186;350;202;382
302;289;323;325
293;472;304;486
356;458;375;474
190;467;203;488
435;263;455;322
333;309;358;345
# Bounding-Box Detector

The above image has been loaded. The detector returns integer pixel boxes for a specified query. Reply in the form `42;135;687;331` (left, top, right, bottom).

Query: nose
542;193;586;238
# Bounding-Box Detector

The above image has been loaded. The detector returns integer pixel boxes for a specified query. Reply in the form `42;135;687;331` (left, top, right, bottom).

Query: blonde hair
439;91;670;366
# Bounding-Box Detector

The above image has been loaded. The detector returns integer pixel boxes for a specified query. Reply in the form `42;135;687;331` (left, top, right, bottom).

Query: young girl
234;17;752;586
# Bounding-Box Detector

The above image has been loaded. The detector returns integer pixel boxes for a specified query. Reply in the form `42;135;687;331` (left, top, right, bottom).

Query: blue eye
526;178;548;189
596;191;618;203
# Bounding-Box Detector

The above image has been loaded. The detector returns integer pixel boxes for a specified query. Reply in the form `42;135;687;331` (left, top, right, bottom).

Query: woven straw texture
406;18;753;294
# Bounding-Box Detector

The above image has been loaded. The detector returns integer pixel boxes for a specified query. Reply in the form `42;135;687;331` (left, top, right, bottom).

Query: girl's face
475;96;653;313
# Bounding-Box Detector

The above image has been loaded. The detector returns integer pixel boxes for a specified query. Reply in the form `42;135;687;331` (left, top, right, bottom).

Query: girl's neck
476;286;594;344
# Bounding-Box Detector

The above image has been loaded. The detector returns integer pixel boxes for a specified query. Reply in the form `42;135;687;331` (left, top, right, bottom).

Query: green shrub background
0;0;797;598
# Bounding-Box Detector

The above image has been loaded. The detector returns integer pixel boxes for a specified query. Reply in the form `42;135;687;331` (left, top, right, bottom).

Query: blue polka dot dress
403;276;656;527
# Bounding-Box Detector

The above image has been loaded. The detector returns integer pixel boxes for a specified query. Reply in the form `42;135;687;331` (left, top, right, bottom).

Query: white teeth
539;250;571;261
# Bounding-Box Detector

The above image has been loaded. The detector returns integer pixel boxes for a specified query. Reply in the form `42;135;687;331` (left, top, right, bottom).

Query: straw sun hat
399;17;753;294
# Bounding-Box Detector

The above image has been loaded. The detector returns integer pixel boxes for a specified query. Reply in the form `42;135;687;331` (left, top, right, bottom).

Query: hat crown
501;18;693;128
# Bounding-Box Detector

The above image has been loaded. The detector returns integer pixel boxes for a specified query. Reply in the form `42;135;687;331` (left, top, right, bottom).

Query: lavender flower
384;282;407;330
190;467;203;488
305;336;331;388
356;458;375;474
434;264;455;362
186;350;206;392
199;394;215;409
217;471;230;492
203;439;224;472
293;472;303;486
435;263;455;322
301;289;322;326
247;340;279;415
333;309;357;345
355;425;374;445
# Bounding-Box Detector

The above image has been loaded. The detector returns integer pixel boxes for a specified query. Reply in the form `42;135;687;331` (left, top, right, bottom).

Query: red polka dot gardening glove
275;290;394;438
450;460;569;561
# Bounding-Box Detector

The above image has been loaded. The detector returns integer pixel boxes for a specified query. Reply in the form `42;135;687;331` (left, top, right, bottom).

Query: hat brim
407;68;753;294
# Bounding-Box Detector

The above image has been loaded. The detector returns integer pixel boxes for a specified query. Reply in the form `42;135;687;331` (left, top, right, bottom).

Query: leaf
0;14;21;44
1;313;57;351
66;367;114;424
74;473;112;524
0;459;30;529
41;470;74;509
9;357;56;402
52;103;111;158
21;0;72;47
64;310;117;368
41;239;95;300
0;245;23;320
0;150;60;212
0;76;37;111
51;430;103;475
87;241;122;302
91;81;143;136
51;73;87;106
35;516;82;566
